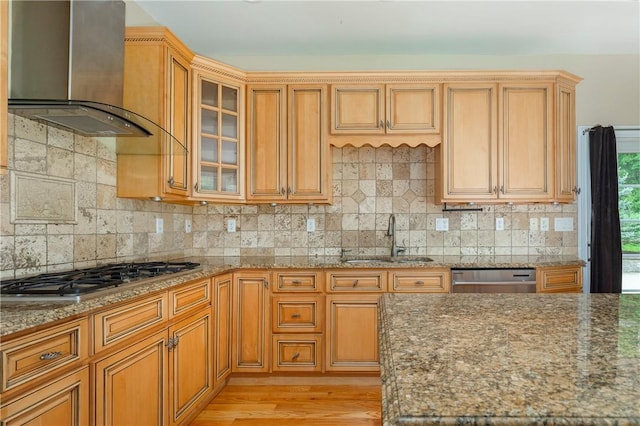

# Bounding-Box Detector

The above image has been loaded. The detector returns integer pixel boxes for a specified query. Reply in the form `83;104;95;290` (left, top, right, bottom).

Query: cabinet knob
39;351;62;360
168;176;175;186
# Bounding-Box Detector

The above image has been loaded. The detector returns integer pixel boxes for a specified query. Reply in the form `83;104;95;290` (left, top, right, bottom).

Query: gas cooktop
0;261;200;302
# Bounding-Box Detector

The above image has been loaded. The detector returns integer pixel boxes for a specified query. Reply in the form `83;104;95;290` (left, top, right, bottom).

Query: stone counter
0;255;584;338
379;293;640;425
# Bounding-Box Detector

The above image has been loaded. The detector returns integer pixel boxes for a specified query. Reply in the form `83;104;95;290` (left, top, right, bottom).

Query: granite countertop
379;293;640;425
0;255;584;338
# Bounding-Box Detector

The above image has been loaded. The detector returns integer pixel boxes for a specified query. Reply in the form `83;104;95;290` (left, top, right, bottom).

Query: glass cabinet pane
201;137;218;163
200;166;218;191
222;113;237;139
221;141;237;165
201;109;218;135
221;168;238;192
222;86;238;112
202;81;218;107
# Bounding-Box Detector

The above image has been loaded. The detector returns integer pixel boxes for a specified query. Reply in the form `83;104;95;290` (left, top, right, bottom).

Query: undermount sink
341;256;433;264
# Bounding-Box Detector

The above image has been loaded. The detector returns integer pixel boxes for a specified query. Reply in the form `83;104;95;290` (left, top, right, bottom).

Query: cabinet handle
492;186;498;194
379;119;384;128
292;280;302;285
281;187;285;195
194;182;199;192
573;186;581;195
352;279;359;288
291;313;301;319
415;280;425;286
386;120;390;129
166;337;180;351
168;176;175;186
287;186;292;195
500;185;505;194
39;351;62;360
263;279;269;289
292;352;300;361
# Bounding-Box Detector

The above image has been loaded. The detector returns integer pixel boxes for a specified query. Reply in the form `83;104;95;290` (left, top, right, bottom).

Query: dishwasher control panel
451;268;536;293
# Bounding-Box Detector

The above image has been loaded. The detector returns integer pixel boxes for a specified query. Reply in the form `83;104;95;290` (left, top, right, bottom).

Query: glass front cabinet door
192;72;244;202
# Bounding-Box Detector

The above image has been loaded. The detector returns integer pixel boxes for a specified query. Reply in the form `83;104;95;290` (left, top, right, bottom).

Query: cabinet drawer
93;293;168;353
169;278;211;318
537;266;583;293
272;335;322;372
391;269;451;293
274;271;321;292
272;296;324;333
1;319;88;392
326;271;387;292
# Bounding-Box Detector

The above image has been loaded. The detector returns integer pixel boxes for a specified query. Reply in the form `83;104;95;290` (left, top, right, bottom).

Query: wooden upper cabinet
191;68;245;202
247;84;331;204
117;27;193;202
437;80;557;203
554;81;578;202
436;83;498;202
330;83;441;148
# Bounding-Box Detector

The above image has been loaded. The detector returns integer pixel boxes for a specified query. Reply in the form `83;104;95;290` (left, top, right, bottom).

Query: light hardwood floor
189;376;382;426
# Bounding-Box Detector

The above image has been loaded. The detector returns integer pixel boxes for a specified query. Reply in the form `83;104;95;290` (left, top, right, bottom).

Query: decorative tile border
10;171;77;224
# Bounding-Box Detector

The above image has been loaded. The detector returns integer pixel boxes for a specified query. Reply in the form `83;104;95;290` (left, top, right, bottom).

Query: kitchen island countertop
379;293;640;425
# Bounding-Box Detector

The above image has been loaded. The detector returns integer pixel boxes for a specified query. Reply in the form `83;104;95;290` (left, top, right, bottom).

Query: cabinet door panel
232;272;270;372
555;82;577;202
94;331;168;426
288;85;328;200
442;84;498;200
247;86;287;201
214;274;233;386
331;85;384;134
167;54;190;194
499;83;553;200
169;309;213;425
326;295;380;371
387;84;440;134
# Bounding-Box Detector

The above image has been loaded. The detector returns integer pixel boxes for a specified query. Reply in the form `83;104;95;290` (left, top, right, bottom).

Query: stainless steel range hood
8;0;181;148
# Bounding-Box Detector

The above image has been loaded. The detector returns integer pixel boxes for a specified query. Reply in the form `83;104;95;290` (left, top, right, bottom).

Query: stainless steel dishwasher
451;268;536;293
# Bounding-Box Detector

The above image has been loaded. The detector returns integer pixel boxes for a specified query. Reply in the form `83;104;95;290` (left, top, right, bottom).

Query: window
618;134;640;293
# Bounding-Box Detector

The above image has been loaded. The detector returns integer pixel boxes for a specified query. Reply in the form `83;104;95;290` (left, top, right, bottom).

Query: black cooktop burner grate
0;261;200;297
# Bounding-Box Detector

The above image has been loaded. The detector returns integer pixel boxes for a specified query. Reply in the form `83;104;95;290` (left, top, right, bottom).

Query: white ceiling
130;0;640;59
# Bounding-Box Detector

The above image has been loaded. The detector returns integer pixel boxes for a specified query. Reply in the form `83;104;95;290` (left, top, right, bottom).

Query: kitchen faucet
387;214;406;259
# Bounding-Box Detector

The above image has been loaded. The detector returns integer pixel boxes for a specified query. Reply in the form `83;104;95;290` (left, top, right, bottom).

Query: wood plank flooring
189;376;382;426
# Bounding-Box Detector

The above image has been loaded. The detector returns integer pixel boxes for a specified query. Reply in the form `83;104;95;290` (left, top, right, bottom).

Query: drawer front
272;335;322;372
93;293;168;353
1;319;88;393
326;271;387;292
275;272;321;292
392;269;451;293
537;267;583;293
169;278;211;318
272;296;323;333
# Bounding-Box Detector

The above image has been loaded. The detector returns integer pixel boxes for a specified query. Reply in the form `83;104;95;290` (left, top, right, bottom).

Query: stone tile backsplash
1;115;578;279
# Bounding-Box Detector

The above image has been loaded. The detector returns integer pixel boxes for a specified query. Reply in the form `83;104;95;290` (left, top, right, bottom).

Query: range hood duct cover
8;0;181;147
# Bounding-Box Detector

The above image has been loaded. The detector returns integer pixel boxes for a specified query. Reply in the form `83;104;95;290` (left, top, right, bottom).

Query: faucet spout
388;214;406;258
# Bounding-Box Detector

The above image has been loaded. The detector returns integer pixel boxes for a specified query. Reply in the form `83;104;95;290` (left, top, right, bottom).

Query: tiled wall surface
1;116;578;279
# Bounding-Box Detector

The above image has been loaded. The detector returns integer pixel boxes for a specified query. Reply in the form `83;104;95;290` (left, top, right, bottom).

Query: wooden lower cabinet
0;367;89;425
325;294;381;372
213;273;233;386
93;330;169;426
168;308;213;426
536;265;583;293
232;271;270;372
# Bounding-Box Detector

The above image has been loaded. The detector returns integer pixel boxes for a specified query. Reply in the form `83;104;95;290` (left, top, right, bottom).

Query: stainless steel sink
394;256;434;263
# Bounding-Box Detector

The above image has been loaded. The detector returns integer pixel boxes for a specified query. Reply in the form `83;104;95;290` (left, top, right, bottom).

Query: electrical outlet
495;217;504;231
529;218;538;231
184;219;192;233
540;217;549;231
306;218;316;232
155;218;164;234
435;218;449;231
227;218;236;233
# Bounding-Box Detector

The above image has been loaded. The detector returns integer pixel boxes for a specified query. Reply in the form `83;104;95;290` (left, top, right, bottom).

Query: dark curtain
589;125;623;293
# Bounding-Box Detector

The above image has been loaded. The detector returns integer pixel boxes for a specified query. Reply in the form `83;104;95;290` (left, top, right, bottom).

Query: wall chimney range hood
8;0;183;151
